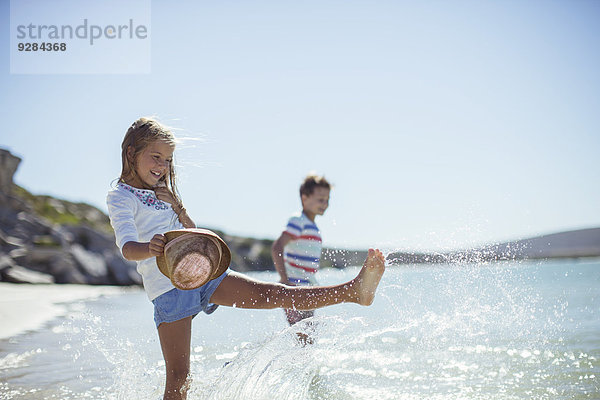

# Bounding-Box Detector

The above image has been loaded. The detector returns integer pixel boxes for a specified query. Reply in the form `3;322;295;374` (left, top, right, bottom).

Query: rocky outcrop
0;149;21;196
0;148;140;285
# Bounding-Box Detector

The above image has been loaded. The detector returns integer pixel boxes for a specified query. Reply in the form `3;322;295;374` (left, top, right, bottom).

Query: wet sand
0;283;125;340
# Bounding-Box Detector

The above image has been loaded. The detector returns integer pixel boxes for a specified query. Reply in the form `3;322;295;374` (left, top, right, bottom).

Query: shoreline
0;283;130;340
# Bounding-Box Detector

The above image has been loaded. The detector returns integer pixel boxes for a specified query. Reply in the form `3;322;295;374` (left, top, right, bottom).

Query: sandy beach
0;283;127;340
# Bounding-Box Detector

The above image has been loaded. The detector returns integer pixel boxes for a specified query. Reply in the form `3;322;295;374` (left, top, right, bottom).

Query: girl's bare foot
352;248;386;305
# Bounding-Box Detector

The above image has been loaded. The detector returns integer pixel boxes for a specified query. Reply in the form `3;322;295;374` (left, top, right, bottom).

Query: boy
271;174;331;330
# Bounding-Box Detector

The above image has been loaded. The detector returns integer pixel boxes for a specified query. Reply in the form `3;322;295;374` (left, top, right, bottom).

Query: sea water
1;258;598;399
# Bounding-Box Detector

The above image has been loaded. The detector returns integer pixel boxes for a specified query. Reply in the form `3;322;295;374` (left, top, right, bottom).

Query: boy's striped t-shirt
283;213;322;285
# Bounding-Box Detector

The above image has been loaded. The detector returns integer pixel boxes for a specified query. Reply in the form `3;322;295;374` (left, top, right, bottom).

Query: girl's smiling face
129;140;174;188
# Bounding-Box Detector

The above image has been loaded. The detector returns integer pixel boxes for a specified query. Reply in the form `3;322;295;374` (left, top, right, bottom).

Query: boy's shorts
285;308;314;325
284;278;316;325
152;270;229;328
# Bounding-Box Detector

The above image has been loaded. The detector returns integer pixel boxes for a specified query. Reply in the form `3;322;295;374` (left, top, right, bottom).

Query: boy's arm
271;232;294;284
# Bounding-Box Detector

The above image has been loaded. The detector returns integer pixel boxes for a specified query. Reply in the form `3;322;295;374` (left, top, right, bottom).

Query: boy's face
302;187;330;217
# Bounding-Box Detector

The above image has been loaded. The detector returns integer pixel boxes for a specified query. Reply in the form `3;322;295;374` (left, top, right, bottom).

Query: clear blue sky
1;0;599;252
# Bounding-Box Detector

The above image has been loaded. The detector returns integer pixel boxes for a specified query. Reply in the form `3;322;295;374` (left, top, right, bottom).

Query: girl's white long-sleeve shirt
106;182;184;300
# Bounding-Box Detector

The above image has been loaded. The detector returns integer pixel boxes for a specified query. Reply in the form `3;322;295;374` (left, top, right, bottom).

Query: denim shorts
152;271;229;327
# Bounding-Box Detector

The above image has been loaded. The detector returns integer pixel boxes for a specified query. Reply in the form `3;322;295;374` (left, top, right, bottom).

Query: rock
25;246;65;265
70;244;108;284
63;225;141;285
8;246;27;261
1;265;55;284
104;250;141;286
0;258;55;283
14;246;85;284
0;208;18;228
0;254;14;270
0;253;54;283
0;149;21;195
12;212;54;241
0;229;25;253
48;253;88;284
62;225;114;253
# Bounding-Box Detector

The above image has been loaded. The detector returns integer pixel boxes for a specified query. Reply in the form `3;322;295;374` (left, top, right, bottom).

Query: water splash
1;260;598;399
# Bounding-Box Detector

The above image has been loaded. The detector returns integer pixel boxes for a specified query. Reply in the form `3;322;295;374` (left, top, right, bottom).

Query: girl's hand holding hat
148;234;167;257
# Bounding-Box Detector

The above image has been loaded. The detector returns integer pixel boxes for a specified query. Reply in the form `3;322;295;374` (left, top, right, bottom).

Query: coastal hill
1;149;141;285
1;148;598;285
384;227;600;265
462;227;600;261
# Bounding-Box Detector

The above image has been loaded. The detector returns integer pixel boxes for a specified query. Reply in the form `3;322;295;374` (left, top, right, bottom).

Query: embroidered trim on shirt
118;183;170;210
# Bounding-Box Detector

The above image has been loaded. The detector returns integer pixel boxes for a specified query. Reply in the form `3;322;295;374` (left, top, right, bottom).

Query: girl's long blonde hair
119;117;182;205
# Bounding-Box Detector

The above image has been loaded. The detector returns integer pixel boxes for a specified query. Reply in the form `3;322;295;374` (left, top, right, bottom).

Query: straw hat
156;228;231;290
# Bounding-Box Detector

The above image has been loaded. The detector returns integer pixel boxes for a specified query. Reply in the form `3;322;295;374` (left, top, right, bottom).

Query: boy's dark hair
299;174;331;197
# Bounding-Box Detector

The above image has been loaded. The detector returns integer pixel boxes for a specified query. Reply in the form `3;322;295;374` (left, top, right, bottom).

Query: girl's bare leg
210;249;385;310
157;317;193;400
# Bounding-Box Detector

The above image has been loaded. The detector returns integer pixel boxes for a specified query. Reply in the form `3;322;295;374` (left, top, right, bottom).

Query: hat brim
156;228;231;288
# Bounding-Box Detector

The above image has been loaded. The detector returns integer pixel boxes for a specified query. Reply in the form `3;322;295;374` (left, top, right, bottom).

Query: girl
106;117;385;400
